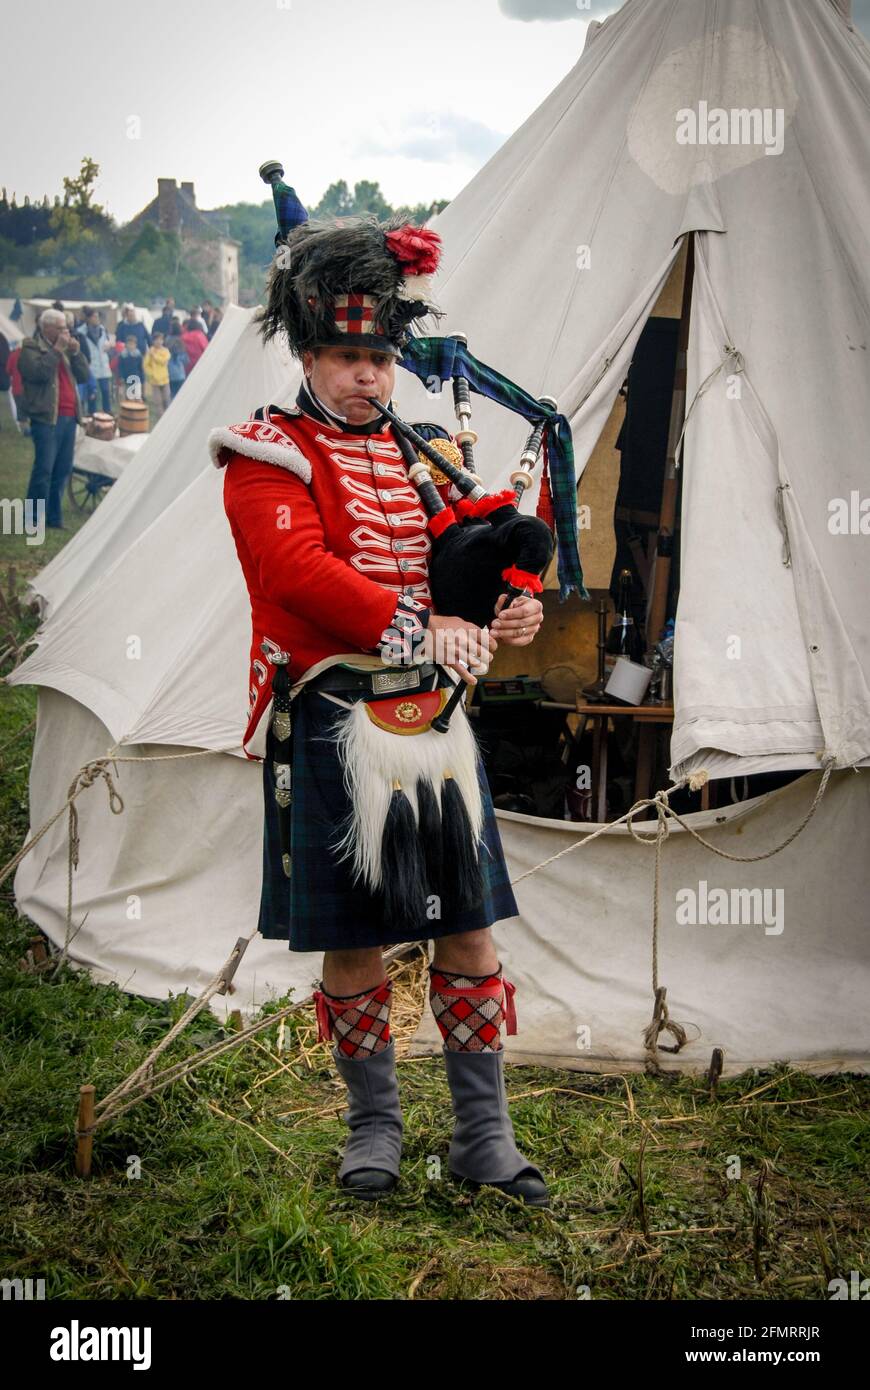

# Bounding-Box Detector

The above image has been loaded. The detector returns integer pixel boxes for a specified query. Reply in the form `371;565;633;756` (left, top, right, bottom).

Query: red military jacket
210;400;452;759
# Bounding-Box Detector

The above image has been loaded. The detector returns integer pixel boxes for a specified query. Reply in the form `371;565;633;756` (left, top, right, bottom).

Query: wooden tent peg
75;1084;96;1178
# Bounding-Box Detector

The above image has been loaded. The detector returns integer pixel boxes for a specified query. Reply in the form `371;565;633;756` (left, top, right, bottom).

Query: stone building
125;178;239;306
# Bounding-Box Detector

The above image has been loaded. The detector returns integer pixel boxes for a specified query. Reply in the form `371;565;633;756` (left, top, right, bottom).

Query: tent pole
645;233;694;656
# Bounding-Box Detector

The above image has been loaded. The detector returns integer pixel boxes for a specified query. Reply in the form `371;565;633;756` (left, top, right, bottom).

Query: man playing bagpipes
209;163;586;1208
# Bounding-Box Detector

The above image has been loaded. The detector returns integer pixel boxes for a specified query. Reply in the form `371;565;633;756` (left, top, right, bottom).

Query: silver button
394;540;404;551
399;559;410;571
382;489;392;500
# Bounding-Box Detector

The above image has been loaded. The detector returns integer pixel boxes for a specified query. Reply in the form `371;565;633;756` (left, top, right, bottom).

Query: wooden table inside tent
543;700;688;823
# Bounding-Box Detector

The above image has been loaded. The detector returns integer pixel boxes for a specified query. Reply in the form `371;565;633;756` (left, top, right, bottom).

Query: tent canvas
7;0;870;1072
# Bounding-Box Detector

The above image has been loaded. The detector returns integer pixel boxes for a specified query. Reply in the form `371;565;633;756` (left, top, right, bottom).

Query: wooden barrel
119;400;149;436
88;412;117;441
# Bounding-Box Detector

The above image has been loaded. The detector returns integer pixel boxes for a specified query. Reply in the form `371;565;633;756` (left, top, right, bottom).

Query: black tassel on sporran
379;779;429;930
415;775;444;900
439;772;484;915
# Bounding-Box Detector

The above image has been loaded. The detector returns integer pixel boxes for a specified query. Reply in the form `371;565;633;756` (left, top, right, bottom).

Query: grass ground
0;396;867;1301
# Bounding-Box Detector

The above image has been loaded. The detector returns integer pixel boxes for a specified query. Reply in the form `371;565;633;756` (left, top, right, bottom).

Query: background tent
18;299;117;338
7;0;870;1073
17;299;156;339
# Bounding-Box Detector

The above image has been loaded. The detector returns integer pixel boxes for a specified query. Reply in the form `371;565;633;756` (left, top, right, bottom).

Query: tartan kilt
257;672;520;953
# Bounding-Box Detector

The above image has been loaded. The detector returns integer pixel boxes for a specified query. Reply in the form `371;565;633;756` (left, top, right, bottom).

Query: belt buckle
372;667;422;695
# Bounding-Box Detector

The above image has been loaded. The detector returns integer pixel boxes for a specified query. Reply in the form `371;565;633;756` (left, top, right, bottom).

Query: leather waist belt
305;662;445;700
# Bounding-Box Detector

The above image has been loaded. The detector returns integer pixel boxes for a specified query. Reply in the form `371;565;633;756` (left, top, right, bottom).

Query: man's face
304;345;396;426
43;319;63;343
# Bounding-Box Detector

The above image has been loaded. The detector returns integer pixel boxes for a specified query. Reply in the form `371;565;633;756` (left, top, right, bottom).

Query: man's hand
490;592;544;646
422;613;498;686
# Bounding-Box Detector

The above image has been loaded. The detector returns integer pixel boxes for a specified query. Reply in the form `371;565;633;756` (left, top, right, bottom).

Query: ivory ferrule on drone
510;395;558;506
447;332;479;473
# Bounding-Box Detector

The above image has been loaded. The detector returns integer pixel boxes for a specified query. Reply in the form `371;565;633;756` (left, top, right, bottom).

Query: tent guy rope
509;754;840;1069
674;343;745;470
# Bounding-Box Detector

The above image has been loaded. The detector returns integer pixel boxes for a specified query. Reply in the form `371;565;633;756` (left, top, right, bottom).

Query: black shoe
450;1167;550;1207
332;1040;403;1199
341;1167;398;1199
443;1047;550;1207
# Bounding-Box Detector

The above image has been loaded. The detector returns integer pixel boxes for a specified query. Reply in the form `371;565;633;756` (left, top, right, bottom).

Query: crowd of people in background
73;297;222;421
0;294;223;530
2;295;223;437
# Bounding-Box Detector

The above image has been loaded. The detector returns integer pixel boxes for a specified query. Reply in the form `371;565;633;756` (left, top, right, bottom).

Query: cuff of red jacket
378;594;431;665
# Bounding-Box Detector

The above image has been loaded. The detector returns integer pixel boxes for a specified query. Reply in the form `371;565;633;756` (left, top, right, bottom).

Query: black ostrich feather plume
255;212;441;358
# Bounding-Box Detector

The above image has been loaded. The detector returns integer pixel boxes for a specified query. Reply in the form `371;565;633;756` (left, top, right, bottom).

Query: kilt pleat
257;677;520;952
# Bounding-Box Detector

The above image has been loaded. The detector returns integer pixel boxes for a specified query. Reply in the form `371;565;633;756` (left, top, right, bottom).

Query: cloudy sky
3;0;867;223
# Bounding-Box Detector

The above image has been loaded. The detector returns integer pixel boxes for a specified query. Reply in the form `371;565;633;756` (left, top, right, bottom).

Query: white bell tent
7;0;870;1074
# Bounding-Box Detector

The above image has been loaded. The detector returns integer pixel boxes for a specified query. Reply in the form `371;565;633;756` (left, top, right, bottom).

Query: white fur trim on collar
208;421;312;484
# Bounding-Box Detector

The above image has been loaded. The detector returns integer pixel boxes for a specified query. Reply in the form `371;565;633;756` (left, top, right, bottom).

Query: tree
395;198;450;223
62;157;104;215
102;224;208;308
311;180;355;218
350;180;392;219
309;179;447;224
